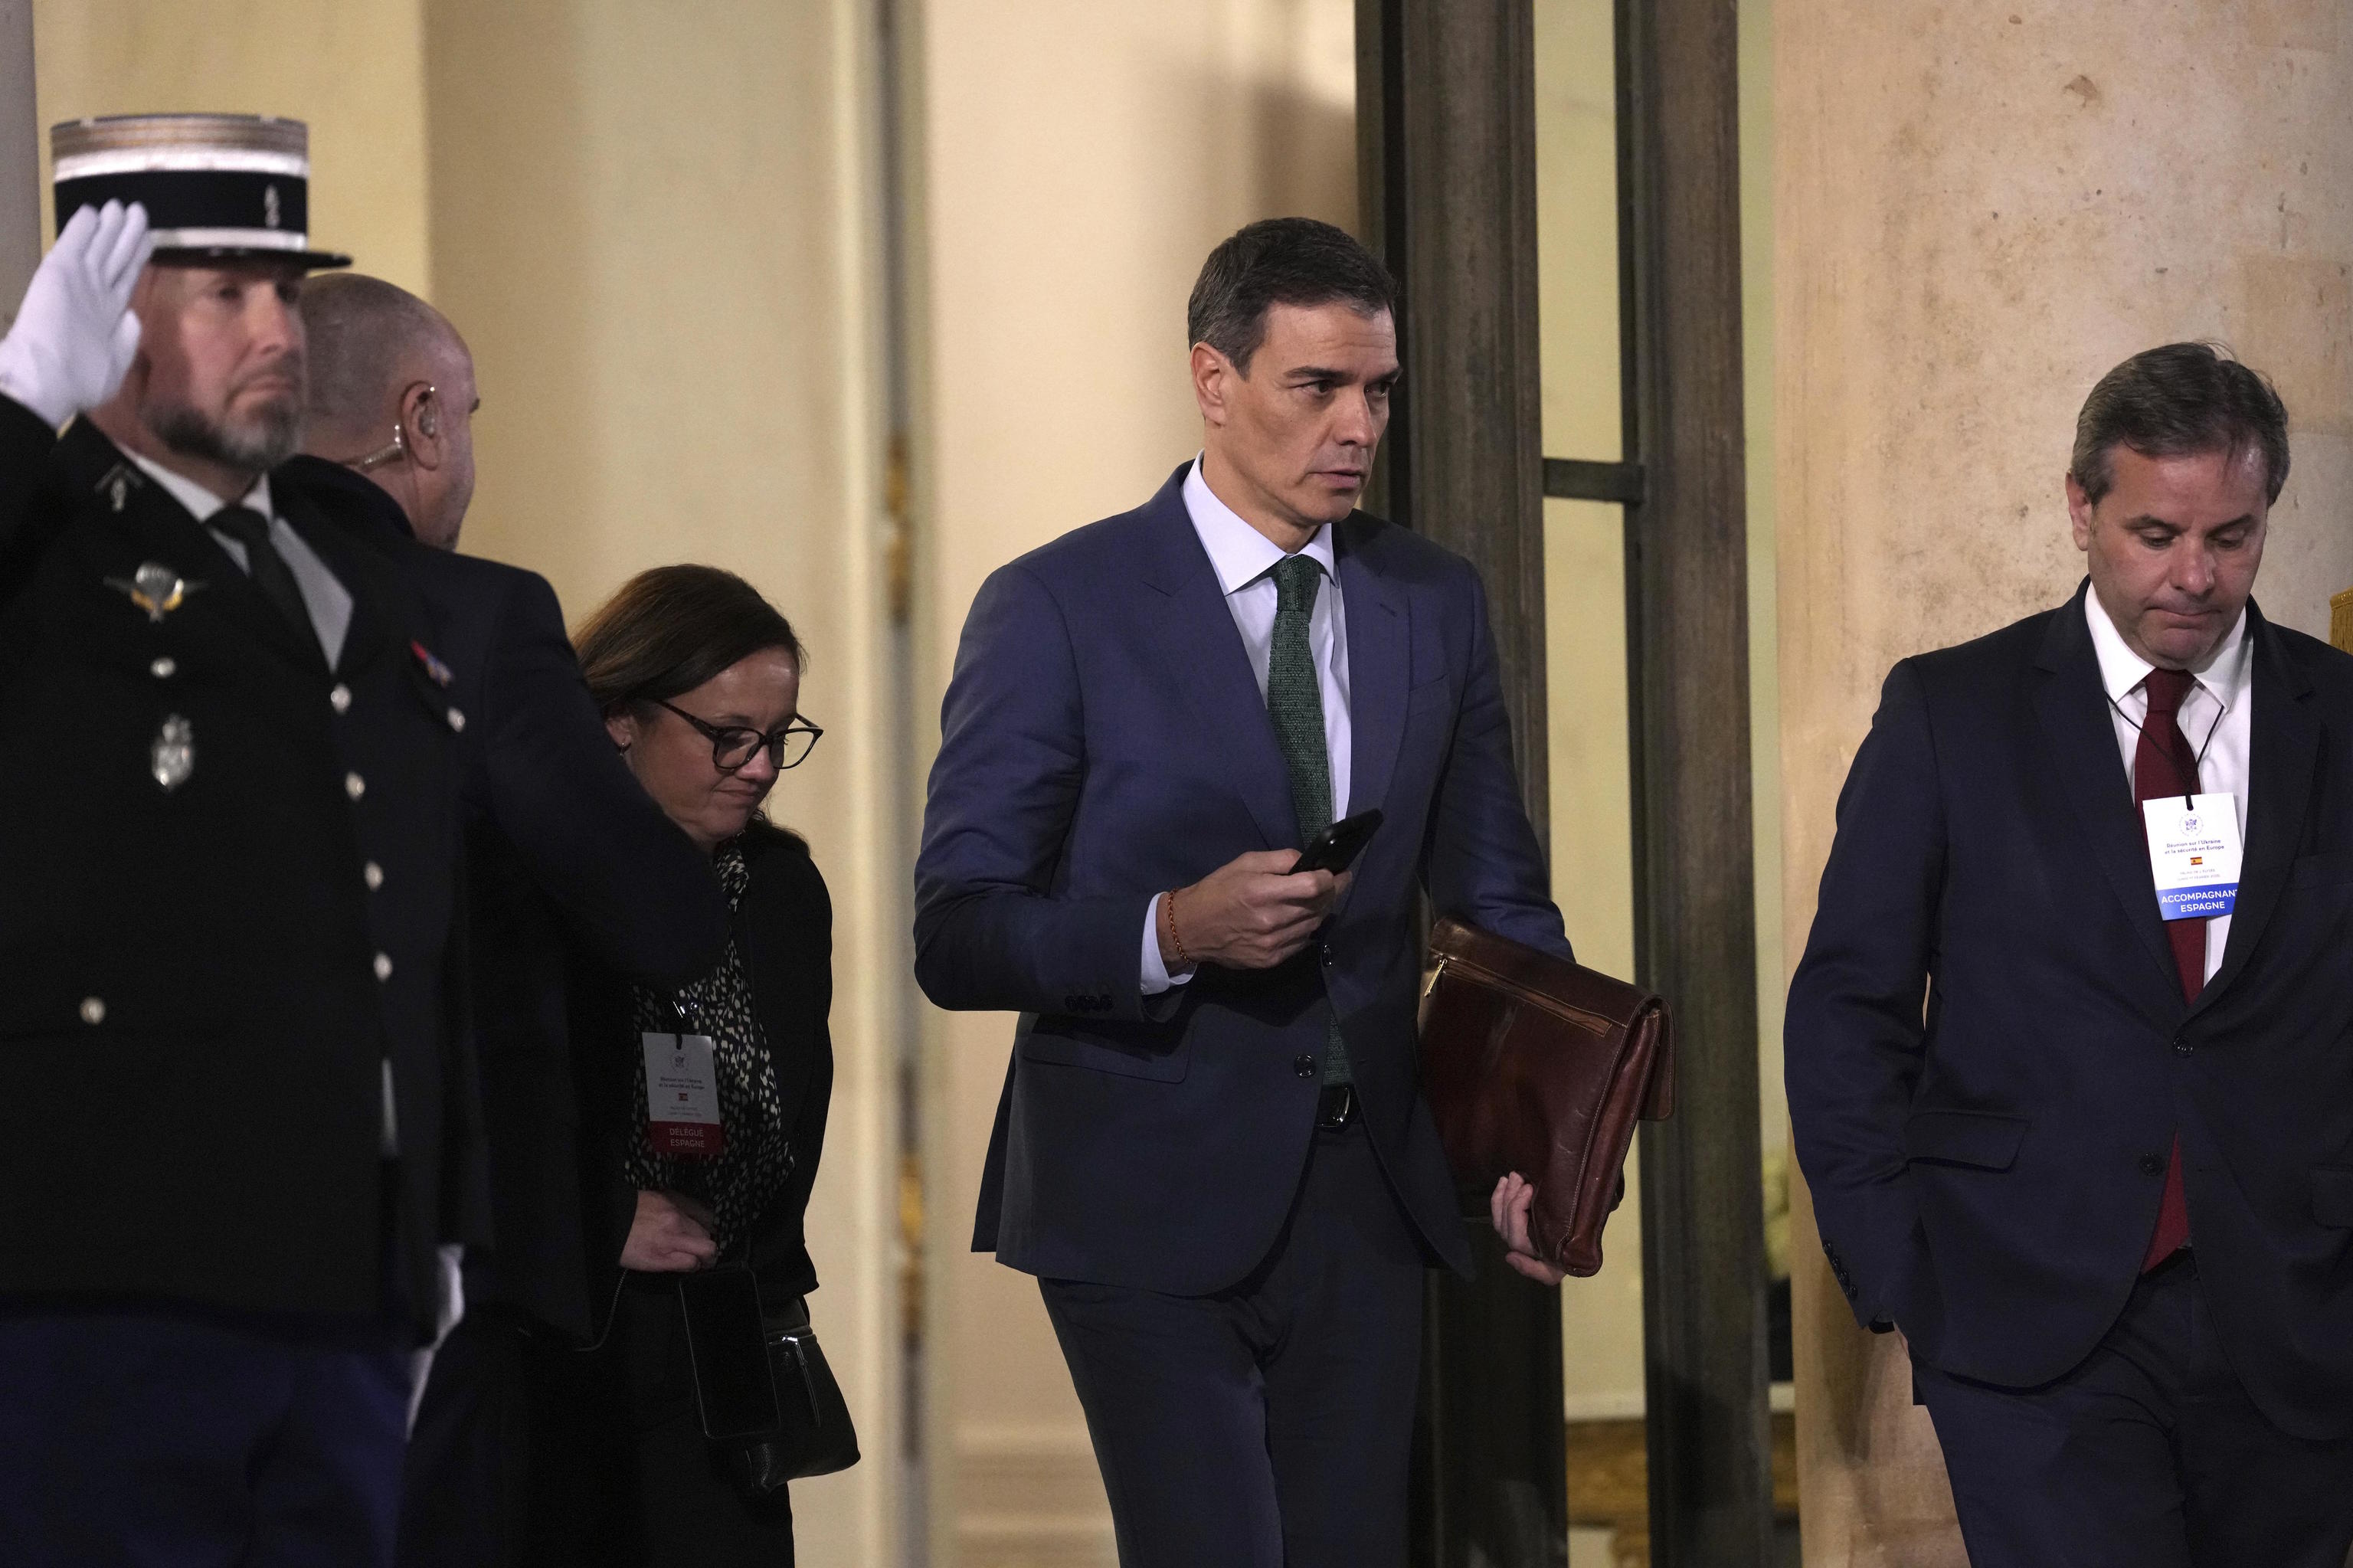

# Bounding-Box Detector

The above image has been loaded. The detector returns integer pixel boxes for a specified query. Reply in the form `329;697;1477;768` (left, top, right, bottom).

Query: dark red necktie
2135;666;2200;1270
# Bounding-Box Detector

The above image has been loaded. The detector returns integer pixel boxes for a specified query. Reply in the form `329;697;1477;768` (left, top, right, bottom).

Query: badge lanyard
2108;683;2243;922
643;994;725;1160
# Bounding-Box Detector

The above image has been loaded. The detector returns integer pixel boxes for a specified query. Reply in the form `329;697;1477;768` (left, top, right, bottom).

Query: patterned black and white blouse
623;838;793;1255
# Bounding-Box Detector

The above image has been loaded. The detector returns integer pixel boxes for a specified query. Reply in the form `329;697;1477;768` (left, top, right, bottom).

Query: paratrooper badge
104;561;206;624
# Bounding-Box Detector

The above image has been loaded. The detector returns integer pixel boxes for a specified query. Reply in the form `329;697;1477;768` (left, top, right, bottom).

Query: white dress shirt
1141;457;1354;994
128;454;352;667
2086;591;2253;984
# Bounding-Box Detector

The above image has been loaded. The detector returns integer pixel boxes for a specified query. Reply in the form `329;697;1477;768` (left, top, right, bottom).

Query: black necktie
211;506;312;641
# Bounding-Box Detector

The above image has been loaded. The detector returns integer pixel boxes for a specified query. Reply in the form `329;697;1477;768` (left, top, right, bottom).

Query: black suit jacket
571;822;835;1313
277;456;730;1341
0;402;483;1333
1786;582;2353;1439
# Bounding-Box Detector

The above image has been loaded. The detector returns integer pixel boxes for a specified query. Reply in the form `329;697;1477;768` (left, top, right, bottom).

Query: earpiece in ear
417;408;438;438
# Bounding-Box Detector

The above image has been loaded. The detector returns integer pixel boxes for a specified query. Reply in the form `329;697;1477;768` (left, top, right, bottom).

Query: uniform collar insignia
411;640;456;687
94;462;146;514
103;561;207;624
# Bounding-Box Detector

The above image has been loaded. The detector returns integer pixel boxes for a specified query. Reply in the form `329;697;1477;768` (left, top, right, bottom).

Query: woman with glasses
524;565;831;1567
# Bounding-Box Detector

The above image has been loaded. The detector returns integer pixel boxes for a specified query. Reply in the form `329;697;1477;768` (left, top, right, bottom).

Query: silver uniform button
79;997;106;1026
364;861;385;891
447;706;466;732
373;952;394;982
330;684;352;714
149;656;177;679
345;771;365;800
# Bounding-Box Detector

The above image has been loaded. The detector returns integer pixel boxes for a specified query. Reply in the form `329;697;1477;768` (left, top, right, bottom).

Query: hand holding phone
1291;809;1383;876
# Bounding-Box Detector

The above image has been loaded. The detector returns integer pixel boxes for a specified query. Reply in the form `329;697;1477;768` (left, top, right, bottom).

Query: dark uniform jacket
278;456;730;1342
0;400;485;1334
571;822;835;1311
1787;584;2353;1440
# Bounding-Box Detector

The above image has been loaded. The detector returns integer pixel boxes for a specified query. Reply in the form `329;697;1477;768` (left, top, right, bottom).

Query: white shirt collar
1183;456;1337;597
125;450;273;529
2085;587;2252;709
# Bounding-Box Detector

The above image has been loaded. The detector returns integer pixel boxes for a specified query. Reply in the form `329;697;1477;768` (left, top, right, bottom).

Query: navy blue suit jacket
1786;582;2353;1439
915;465;1568;1293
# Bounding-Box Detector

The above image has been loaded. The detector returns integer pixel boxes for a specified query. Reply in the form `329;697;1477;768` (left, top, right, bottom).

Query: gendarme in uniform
0;114;485;1567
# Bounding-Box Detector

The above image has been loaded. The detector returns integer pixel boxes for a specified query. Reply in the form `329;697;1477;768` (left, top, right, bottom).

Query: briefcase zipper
1423;953;1615;1036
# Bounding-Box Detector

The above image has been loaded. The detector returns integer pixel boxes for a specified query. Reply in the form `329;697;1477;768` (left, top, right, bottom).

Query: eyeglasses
653;699;823;772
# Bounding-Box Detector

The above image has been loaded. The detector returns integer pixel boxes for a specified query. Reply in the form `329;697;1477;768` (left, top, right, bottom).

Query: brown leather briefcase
1417;918;1675;1278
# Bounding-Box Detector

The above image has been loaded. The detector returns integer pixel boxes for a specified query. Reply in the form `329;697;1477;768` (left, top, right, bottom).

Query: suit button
149;656;176;679
1062;996;1083;1012
2175;1037;2193;1055
78;997;105;1026
363;861;384;891
1294;1056;1316;1078
2139;1154;2166;1176
330;683;352;714
447;706;466;732
345;771;365;800
373;952;394;982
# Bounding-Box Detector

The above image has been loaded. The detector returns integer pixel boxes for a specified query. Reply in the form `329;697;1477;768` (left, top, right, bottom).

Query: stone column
1778;5;2353;1563
0;0;38;313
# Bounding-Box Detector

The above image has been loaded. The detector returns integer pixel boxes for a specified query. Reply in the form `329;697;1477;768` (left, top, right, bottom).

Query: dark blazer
571;822;835;1307
1786;581;2353;1439
914;463;1568;1293
0;401;482;1333
277;457;731;1342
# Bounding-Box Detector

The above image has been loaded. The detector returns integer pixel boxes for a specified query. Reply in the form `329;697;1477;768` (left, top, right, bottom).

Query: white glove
0;200;153;428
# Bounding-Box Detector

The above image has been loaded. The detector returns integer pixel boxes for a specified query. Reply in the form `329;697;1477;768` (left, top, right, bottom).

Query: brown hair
2070;342;2290;506
574;565;806;716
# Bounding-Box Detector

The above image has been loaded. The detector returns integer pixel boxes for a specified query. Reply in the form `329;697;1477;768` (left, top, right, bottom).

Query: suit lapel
1339;518;1406;820
1136;466;1298;849
2029;588;2185;1007
279;481;392;680
2190;603;2317;1019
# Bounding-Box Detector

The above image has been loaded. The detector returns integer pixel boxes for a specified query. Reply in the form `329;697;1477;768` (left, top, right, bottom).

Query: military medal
411;640;455;687
104;561;205;624
150;714;195;791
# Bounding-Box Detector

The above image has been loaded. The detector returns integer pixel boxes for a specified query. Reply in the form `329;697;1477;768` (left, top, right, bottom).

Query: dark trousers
398;1301;536;1568
1037;1118;1427;1568
0;1304;409;1568
1917;1255;2353;1568
519;1280;793;1567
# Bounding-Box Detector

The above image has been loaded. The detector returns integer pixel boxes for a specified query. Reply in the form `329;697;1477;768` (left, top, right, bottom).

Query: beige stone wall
906;2;1356;1560
1779;3;2353;1562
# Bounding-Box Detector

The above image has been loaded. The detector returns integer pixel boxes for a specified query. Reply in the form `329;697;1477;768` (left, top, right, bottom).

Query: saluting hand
1160;849;1349;972
620;1189;718;1272
0;200;152;428
1491;1172;1568;1286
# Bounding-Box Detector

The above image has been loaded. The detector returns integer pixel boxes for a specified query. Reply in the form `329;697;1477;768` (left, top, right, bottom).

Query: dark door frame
1357;2;1772;1563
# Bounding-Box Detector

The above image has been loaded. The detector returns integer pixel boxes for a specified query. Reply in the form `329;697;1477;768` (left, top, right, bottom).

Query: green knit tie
1268;555;1350;1086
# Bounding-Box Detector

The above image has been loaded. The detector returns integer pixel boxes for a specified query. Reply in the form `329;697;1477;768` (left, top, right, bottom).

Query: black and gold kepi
51;113;350;270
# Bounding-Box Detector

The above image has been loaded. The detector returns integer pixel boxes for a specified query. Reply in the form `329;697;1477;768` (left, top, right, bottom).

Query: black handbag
730;1291;860;1492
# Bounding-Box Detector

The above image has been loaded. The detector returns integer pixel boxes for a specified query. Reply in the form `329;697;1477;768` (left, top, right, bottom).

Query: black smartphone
677;1266;782;1442
1292;808;1383;876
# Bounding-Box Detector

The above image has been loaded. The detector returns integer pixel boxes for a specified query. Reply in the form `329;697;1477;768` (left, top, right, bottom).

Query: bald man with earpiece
279;276;731;1566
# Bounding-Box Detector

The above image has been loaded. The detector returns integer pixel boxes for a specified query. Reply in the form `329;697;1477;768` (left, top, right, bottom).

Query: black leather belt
1316;1083;1357;1130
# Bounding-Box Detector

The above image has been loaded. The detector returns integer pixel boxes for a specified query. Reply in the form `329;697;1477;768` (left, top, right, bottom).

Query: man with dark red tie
1788;342;2353;1566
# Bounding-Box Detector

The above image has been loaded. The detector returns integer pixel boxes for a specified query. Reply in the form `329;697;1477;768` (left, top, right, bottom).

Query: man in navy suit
1788;342;2353;1566
915;218;1571;1567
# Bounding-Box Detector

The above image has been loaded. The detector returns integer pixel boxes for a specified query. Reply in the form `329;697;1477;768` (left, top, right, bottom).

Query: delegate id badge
2141;792;2243;922
642;1031;725;1158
